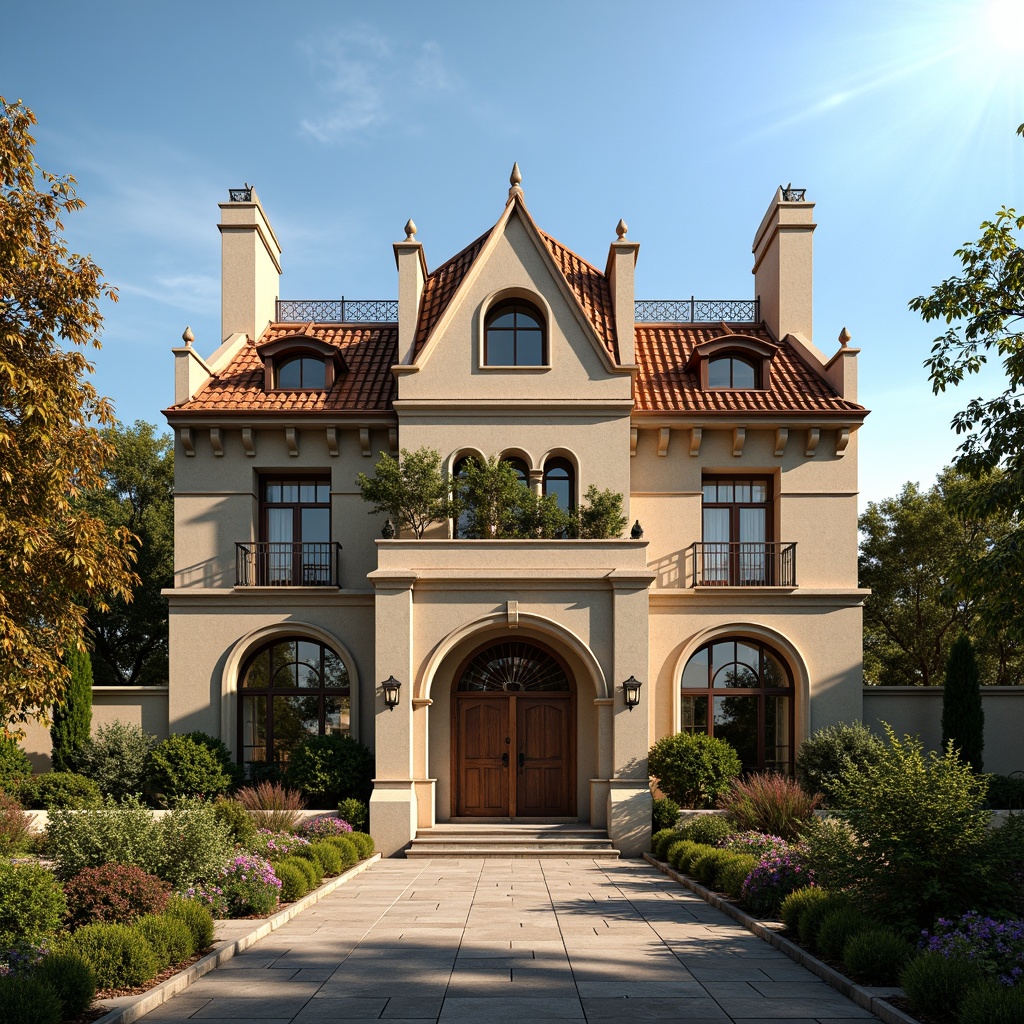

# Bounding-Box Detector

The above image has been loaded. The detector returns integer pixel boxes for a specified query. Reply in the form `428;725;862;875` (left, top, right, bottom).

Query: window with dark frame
484;300;546;366
542;458;574;513
707;354;758;389
259;476;332;585
239;637;351;770
701;476;772;585
275;355;327;390
679;637;793;771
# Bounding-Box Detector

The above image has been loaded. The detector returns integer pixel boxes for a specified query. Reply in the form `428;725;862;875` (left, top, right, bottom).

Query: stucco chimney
605;219;639;366
751;186;816;342
218;186;282;343
393;219;427;365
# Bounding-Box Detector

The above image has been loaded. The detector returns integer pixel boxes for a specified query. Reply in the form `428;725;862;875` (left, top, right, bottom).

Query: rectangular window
258;476;331;585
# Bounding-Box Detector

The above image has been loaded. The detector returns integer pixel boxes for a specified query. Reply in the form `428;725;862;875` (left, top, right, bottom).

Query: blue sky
6;0;1024;508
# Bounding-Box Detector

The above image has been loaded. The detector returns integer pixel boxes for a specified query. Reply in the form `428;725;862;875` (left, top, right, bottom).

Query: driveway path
140;857;874;1023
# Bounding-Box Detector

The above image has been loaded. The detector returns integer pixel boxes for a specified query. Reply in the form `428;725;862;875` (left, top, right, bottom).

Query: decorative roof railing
275;297;760;325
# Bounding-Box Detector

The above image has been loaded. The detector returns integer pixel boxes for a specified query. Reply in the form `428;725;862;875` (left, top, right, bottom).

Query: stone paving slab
133;857;889;1023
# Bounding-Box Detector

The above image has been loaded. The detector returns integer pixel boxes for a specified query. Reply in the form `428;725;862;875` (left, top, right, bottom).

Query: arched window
239;637;350;770
543;458;574;512
275;355;327;390
484;300;546;366
707;355;758;389
680;637;793;771
503;456;529;487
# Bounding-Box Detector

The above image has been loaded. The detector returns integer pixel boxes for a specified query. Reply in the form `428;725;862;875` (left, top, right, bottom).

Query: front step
405;824;620;859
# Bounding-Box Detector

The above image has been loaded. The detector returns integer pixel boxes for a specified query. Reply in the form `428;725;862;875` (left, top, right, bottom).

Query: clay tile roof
414;230;489;357
633;323;866;415
537;229;617;361
170;325;398;414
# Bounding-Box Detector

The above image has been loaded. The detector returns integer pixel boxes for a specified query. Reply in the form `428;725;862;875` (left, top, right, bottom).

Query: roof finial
616;218;628;239
182;326;194;347
839;326;851;348
508;161;523;200
404;218;417;241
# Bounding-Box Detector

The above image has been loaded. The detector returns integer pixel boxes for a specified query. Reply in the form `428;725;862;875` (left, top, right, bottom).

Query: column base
369;779;418;857
589;779;610;827
607;779;652;856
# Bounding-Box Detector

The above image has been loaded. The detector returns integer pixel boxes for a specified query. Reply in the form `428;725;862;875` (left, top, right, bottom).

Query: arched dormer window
686;334;776;392
708;354;758;389
484;300;546;366
257;335;347;393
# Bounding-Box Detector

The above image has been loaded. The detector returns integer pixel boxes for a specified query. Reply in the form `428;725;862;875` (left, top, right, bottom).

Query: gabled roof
167;325;397;414
633;323;866;415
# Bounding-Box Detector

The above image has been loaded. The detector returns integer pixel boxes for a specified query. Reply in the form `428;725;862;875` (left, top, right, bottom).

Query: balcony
235;542;343;587
690;542;796;588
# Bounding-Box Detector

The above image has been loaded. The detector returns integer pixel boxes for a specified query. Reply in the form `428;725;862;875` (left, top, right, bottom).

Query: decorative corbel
209;428;223;457
326;428;339;457
285;427;299;457
805;427;820;457
774;427;789;458
732;427;746;458
630;427;638;457
180;427;195;457
507;600;519;629
388;427;398;452
241;427;255;457
359;427;371;458
658;427;671;457
835;427;850;456
689;426;703;457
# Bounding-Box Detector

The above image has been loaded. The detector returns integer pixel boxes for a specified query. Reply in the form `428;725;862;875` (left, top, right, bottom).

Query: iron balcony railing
690;542;797;588
276;299;398;323
633;298;759;323
235;542;343;587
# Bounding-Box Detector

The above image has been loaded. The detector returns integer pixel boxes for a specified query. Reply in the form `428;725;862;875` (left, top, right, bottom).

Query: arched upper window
543;458;574;512
239;636;350;770
504;456;529;487
680;637;793;771
708;355;758;389
484;300;546;366
275;355;327;390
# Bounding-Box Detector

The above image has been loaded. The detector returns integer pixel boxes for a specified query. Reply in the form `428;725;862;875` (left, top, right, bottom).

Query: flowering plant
0;942;46;977
248;829;311;860
179;880;229;918
298;816;353;841
179;854;282;918
721;831;790;860
921;912;1024;987
741;850;814;918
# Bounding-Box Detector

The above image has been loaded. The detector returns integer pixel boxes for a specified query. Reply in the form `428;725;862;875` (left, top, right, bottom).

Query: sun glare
981;0;1024;54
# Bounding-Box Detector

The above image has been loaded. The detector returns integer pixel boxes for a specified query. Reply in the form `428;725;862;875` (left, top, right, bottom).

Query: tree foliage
82;421;174;685
0;97;135;728
942;635;984;773
50;645;93;772
356;447;450;538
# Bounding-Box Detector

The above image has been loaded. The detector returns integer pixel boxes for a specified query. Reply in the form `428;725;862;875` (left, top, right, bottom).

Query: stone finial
404;218;417;241
839;326;851;348
616;219;628;239
508;161;523;199
182;326;194;347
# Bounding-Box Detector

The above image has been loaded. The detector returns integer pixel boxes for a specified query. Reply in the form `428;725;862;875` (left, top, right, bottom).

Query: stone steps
405;824;620;859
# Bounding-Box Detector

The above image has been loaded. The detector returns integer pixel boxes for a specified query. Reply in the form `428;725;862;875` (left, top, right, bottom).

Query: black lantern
622;675;642;711
382;675;402;710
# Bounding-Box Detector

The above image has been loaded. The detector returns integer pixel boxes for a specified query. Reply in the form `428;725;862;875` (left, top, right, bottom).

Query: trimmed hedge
798;892;851;950
720;854;758;901
0;974;62;1024
901;951;980;1023
134;913;194;971
780;886;830;934
348;831;374;858
278;855;320;892
815;907;872;962
842;927;915;986
164;896;215;952
33;952;97;1019
276;861;311;902
61;921;159;990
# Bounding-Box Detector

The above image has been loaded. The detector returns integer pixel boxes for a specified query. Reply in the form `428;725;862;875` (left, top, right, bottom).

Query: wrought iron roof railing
276;299;399;323
634;298;760;323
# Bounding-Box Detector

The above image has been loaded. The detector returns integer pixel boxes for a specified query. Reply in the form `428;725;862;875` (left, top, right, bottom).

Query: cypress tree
942;635;984;773
50;645;93;771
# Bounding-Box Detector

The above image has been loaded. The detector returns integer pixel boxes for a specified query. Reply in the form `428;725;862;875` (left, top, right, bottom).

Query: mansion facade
162;170;868;856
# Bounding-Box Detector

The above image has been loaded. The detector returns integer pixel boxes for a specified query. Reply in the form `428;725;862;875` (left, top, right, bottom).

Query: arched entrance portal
451;639;576;818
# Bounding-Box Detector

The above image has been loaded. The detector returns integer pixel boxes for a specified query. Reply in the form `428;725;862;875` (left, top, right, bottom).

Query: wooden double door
454;693;575;818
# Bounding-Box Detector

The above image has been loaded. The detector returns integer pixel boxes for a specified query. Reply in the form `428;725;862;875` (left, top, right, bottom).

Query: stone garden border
642;852;921;1024
91;853;381;1024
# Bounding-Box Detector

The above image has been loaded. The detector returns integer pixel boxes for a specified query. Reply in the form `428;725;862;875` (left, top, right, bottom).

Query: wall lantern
382;675;402;711
622;675;642;711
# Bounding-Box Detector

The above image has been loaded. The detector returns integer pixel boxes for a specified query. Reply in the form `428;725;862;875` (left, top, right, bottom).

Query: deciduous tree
355;447;449;538
0;97;135;729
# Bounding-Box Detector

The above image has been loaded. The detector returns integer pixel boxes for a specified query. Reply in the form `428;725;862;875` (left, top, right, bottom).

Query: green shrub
32;951;97;1018
835;726;989;932
47;796;158;879
133;913;194;970
277;855;319;892
24;771;102;810
717;772;822;842
0;791;32;855
842;927;915;986
337;797;368;834
181;731;243;789
986;774;1024;810
690;848;736;890
324;835;358;868
153;799;235;889
780;886;830;934
978;813;1024;917
212;796;259;848
676;813;734;846
64;863;170;927
958;980;1024;1024
310;840;343;876
815;907;873;962
75;721;155;800
290;846;325;885
275;861;310;902
942;635;984;773
0;737;33;794
900;951;980;1023
50;644;93;773
235;781;305;833
795;721;883;808
720;854;758;901
62;921;159;990
652;828;680;860
0;862;67;947
0;974;62;1024
667;839;706;873
798;892;851;950
652;797;681;832
348;831;374;859
164;896;215;952
647;733;742;808
799;815;863;893
146;735;233;803
285;733;374;806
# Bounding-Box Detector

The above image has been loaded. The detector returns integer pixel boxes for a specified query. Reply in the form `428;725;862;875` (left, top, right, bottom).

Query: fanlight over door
457;641;570;693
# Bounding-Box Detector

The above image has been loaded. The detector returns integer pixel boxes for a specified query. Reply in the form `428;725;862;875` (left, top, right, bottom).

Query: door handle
501;752;509;766
518;752;525;770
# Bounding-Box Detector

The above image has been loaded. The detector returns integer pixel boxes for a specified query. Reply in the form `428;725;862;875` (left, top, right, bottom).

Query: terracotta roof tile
170;325;398;413
414;230;489;357
633;323;866;415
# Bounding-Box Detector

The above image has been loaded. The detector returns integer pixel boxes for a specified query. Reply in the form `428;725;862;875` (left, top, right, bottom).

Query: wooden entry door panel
457;697;509;816
517;697;573;817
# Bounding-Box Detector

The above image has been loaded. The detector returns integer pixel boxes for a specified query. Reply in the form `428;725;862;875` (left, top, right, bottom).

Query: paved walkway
140;858;875;1023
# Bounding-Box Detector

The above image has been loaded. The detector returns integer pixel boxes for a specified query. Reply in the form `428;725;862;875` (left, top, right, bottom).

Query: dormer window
708;355;758;389
484;300;546;366
256;334;347;393
276;355;326;390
